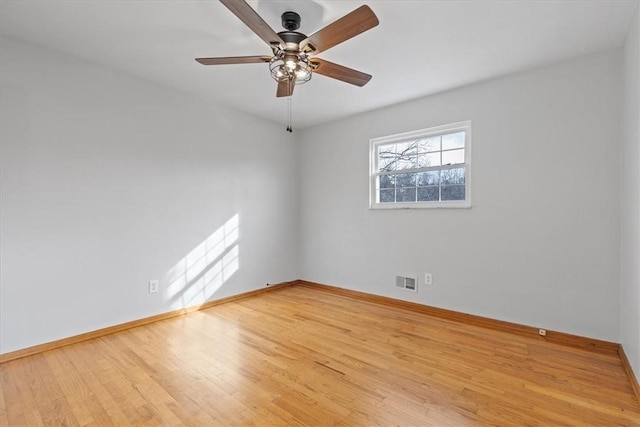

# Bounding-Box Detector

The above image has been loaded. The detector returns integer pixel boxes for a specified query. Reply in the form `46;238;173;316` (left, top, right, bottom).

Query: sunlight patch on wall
166;214;240;309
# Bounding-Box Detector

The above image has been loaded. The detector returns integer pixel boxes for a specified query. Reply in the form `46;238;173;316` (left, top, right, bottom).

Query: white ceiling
0;0;637;129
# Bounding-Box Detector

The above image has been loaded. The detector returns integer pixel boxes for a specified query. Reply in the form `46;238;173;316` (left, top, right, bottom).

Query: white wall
1;31;633;358
621;7;640;379
298;50;622;342
0;37;298;354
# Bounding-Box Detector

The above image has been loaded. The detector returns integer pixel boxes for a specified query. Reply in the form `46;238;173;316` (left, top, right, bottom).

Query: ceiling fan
196;0;379;98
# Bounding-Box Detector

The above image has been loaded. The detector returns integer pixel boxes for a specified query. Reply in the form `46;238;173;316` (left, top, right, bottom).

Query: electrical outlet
149;280;159;294
424;273;433;286
538;329;547;336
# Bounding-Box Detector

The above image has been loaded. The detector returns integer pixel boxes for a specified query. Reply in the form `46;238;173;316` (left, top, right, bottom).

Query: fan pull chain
286;92;293;133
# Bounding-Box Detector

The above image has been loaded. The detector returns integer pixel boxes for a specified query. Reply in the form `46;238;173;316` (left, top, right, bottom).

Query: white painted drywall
298;50;622;342
0;37;298;354
1;31;634;359
621;6;640;380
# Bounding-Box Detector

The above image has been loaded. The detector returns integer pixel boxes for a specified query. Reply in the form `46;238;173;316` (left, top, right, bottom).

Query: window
369;121;471;209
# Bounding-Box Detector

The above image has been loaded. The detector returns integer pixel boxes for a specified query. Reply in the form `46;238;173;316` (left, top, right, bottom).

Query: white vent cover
396;275;417;292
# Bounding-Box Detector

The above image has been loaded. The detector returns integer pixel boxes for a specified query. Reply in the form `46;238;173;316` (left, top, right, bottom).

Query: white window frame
369;121;472;209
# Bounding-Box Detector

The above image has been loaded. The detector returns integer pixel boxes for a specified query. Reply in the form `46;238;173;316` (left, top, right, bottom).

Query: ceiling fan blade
310;58;372;87
196;55;271;65
219;0;285;48
276;80;294;97
300;5;379;54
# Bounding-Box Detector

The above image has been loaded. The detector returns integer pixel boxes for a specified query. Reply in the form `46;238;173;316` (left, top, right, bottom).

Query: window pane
379;174;395;189
442;132;465;150
397;187;416;202
388;141;414;170
441;168;465;185
419;152;441;167
378;144;397;172
396;173;416;187
442;149;464;165
416;153;428;168
396;141;418;156
441;185;465;200
379;189;395;203
418;136;440;153
396;154;418;171
417;171;439;186
417;187;439;201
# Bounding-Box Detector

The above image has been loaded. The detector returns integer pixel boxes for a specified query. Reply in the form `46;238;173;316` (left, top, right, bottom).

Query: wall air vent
395;275;417;292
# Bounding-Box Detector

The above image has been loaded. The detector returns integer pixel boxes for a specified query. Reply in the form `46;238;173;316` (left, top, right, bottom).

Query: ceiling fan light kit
268;52;313;86
196;0;379;102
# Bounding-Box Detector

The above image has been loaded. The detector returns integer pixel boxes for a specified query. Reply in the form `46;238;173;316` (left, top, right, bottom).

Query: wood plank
1;285;638;425
294;280;620;354
295;280;640;407
0;282;294;363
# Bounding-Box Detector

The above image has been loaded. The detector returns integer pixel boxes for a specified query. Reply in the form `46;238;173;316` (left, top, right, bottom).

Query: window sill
369;201;472;210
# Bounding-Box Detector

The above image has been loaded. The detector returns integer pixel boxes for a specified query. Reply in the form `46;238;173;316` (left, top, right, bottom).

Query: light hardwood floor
1;285;639;426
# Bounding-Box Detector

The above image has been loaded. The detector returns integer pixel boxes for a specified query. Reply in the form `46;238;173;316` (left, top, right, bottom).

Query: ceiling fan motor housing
278;31;306;46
